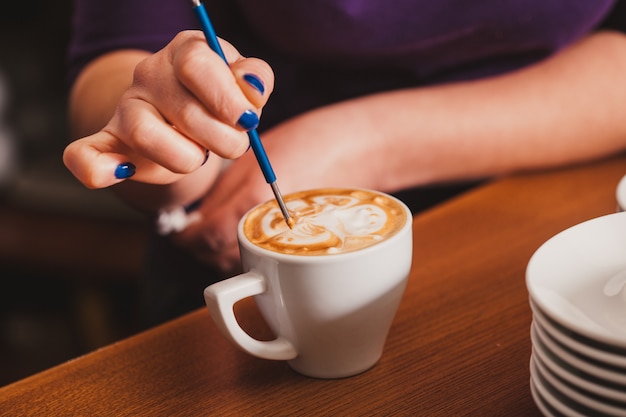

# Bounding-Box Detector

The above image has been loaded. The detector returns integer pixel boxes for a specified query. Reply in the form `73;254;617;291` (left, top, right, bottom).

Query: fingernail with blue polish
243;73;265;95
114;162;136;179
237;110;259;131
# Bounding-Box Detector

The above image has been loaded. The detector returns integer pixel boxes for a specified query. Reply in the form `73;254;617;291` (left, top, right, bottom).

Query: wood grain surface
2;154;624;416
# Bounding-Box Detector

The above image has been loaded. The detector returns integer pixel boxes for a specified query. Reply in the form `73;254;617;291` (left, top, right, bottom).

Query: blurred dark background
0;1;149;386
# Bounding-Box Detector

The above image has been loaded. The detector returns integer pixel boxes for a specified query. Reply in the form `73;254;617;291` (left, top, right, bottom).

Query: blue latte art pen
190;0;294;229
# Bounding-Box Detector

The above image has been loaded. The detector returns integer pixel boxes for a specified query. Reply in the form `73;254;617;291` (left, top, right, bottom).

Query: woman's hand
63;30;274;193
171;102;389;272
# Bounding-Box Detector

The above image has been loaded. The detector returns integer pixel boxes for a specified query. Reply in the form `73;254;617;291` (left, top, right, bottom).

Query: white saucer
531;300;626;368
530;375;559;417
527;212;626;348
531;324;626;402
534;321;626;385
532;352;626;416
531;358;587;417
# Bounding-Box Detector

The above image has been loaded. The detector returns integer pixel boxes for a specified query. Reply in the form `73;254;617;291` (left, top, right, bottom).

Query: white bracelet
156;206;201;235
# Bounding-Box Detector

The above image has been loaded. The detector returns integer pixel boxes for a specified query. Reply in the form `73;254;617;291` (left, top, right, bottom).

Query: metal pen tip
270;182;293;229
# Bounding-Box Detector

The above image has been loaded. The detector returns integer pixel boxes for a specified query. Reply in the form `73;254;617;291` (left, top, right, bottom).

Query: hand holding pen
63;30;275;200
62;3;289;270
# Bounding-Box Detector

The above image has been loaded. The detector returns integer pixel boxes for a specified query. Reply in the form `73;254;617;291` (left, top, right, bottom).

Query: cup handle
204;271;297;360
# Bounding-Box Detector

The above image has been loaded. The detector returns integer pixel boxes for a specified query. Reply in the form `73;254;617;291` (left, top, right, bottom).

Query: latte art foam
243;189;407;255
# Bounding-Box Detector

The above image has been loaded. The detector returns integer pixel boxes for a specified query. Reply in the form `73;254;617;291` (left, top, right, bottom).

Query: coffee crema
243;188;407;255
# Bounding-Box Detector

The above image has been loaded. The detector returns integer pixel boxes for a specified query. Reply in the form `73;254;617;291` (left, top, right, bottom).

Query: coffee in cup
204;188;413;378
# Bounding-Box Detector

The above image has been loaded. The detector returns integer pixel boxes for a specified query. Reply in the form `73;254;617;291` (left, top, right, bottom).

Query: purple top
68;0;620;129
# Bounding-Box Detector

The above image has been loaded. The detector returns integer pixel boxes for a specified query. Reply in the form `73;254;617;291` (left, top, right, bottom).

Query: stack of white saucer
526;212;626;417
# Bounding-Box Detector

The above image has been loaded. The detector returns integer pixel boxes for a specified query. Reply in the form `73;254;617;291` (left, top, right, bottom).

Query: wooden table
2;154;625;416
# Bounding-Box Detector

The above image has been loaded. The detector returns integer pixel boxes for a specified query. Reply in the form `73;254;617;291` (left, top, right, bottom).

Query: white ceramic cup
204;189;413;378
527;212;626;348
617;174;626;212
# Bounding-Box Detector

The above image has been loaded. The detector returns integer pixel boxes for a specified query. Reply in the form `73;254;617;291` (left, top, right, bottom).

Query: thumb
231;57;274;109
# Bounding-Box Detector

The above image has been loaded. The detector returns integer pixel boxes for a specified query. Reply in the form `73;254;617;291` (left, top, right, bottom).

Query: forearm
69;50;221;211
317;30;626;192
70;50;148;138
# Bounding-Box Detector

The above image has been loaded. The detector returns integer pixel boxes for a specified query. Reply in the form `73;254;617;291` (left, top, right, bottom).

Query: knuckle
125;117;156;151
177;101;204;130
131;58;153;88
